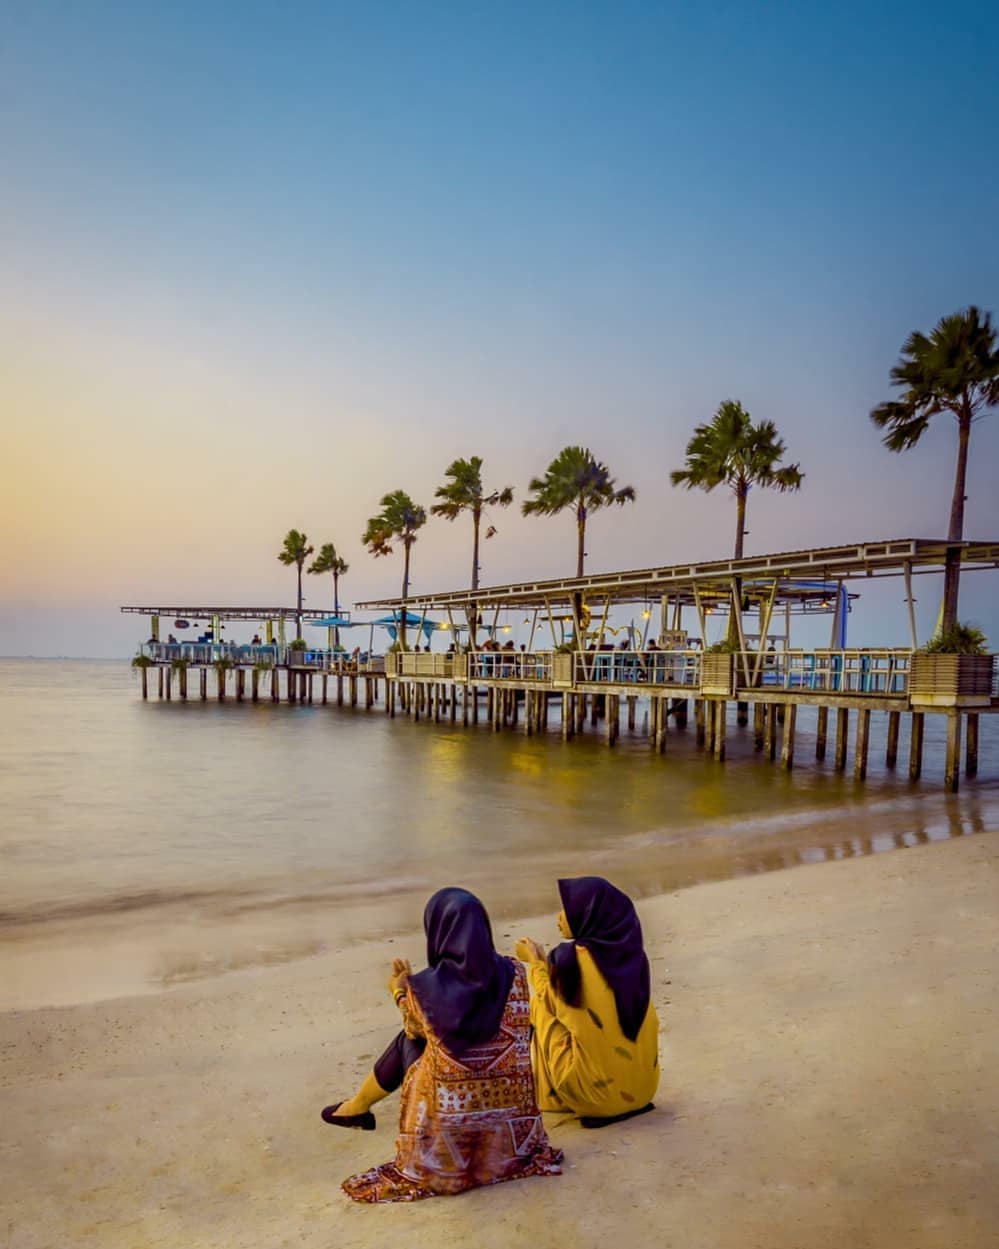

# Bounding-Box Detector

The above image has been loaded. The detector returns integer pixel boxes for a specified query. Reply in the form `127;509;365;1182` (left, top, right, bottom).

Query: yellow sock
338;1071;390;1116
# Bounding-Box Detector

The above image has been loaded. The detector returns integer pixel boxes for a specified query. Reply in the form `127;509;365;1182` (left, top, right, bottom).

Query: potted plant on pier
701;641;737;696
909;625;992;706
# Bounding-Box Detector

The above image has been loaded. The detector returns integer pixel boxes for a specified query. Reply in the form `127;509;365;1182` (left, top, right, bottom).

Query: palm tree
871;307;999;635
308;543;349;647
431;456;514;591
670;400;804;563
522;446;636;579
362;490;427;648
277;529;314;640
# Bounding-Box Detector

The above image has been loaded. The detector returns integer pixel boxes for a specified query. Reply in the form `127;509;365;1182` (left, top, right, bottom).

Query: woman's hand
388;957;412;996
514;937;546;964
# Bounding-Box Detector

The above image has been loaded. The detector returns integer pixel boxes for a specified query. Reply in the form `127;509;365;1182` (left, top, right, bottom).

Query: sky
2;0;998;657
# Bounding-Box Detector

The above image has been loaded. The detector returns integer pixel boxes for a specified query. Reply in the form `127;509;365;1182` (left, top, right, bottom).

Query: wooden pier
123;539;999;792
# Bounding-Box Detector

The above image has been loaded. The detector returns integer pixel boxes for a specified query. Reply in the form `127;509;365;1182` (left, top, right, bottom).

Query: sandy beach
2;831;997;1249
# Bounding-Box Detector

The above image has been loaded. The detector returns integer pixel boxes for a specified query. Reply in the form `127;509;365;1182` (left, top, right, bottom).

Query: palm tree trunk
734;485;747;561
400;541;411;649
576;507;586;579
296;563;304;640
942;405;972;634
728;485;748;645
469;511;480;645
333;571;340;649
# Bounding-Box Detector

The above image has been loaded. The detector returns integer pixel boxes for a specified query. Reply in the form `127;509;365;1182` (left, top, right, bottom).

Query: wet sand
1;832;997;1249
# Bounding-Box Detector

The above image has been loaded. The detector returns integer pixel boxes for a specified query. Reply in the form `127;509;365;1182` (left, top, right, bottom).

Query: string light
641;609;651;619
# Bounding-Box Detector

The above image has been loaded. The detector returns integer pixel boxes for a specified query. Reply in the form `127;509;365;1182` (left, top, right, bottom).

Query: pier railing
729;649;912;696
468;652;554;683
572;649;701;688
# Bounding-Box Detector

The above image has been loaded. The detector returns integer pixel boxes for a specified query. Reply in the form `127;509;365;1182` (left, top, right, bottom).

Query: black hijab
548;876;651;1042
407;887;515;1056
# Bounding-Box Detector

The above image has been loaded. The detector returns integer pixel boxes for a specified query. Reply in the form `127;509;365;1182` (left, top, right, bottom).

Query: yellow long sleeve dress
528;946;660;1118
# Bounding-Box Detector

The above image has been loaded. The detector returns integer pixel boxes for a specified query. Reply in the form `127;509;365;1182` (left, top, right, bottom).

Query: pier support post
649;696;659;749
753;702;765;751
349;676;357;707
886;711;900;767
366;678;374;709
158;668;164;699
909;712;924;780
736;700;749;727
764;703;777;761
627;696;637;731
815;706;828;761
854;708;871;781
269;670;277;703
252;670;260;703
576;694;586;734
835;709;849;771
562;693;572;739
713;701;726;761
944;712;961;793
165;668;172;701
656;698;668;754
141;668;148;700
179;668;187;701
672;699;688;729
780;703;797;769
236;670;244;702
966;713;979;777
694;700;706;749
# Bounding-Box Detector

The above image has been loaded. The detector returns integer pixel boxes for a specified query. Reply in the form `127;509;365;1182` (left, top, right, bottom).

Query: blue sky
2;1;997;655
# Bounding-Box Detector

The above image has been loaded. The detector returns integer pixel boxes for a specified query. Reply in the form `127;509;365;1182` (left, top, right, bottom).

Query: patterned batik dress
342;962;563;1202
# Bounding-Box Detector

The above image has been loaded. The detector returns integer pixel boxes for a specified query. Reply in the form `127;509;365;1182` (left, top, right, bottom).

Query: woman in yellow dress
516;877;659;1128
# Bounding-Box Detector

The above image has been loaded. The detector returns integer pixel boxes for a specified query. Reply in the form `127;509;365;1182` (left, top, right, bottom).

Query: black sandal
580;1102;654;1130
320;1102;376;1130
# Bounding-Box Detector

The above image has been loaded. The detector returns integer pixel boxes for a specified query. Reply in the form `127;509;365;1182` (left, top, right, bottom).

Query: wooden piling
694;699;706;748
736;700;749;727
815;706;828;761
627;696;636;731
165;668;172;701
835;708;849;771
656;698;668;754
141;667;148;700
944;713;961;793
753;702;765;751
158;668;164;699
780;703;796;769
854;708;871;781
909;712;924;780
764;703;777;761
713;701;726;761
885;711;900;767
966;713;979;778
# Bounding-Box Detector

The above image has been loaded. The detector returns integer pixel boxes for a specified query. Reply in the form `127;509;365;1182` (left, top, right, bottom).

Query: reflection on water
0;660;997;1000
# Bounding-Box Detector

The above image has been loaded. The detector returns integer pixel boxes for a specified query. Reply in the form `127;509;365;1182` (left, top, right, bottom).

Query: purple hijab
407;887;515;1056
548;876;651;1042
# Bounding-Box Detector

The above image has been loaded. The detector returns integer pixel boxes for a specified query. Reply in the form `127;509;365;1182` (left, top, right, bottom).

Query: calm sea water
2;659;997;1008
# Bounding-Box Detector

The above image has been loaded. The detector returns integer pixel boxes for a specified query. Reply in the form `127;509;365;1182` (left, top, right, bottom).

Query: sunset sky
2;1;998;657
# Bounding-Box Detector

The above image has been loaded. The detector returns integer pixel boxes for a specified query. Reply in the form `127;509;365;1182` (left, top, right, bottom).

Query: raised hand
514;937;546;964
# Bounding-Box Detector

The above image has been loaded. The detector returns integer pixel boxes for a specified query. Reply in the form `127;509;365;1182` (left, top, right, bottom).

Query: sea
2;658;997;1011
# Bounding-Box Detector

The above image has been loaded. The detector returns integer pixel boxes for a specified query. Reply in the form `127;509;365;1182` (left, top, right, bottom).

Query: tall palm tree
670;400;804;563
362;491;427;649
308;542;349;647
871;306;999;635
277;529;314;640
522;446;636;579
431;456;514;591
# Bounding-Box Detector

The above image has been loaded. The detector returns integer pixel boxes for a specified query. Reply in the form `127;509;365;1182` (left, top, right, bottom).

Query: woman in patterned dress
332;887;562;1203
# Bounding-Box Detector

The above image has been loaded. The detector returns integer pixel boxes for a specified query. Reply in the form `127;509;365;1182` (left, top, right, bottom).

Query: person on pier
324;887;562;1203
515;877;659;1128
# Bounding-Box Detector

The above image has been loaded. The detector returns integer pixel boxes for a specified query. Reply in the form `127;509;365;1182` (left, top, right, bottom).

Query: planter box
909;653;993;707
552;654;574;688
701;652;735;697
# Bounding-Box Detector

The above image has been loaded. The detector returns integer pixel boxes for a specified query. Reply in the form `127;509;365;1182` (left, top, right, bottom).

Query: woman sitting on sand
515;877;659;1128
324;886;562;1203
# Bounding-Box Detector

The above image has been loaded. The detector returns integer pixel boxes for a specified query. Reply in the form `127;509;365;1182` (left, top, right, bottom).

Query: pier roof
356;538;999;612
119;606;344;622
